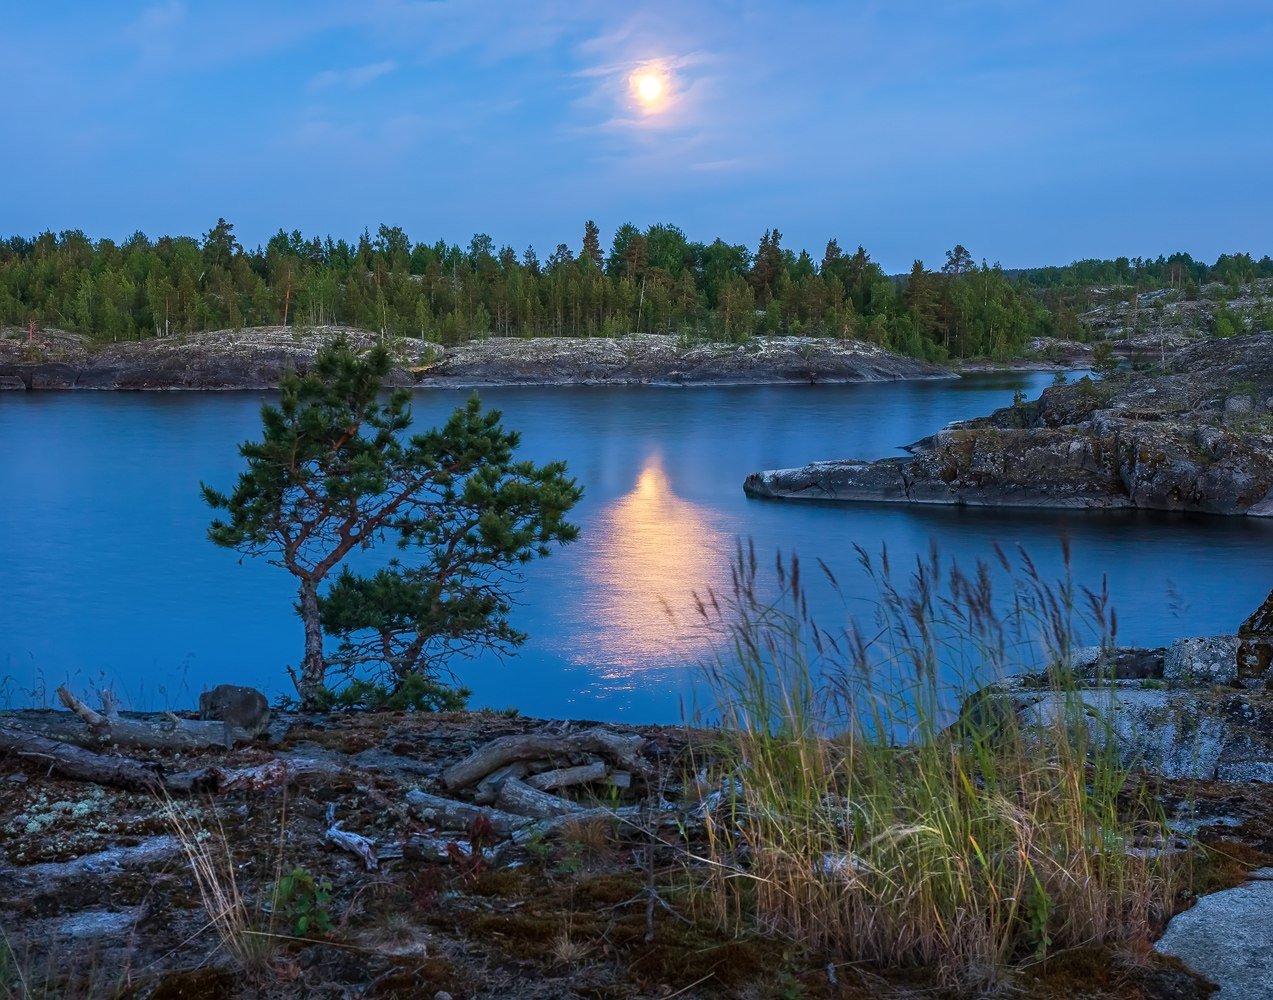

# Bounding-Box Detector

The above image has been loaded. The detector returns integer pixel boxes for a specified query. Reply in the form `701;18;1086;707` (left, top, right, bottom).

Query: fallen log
494;776;583;819
0;690;263;752
0;727;340;796
0;726;219;794
473;762;528;805
509;804;646;844
525;760;608;792
404;789;522;838
442;728;652;791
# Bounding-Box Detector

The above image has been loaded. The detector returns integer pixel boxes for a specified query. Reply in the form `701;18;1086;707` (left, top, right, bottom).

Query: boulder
1164;636;1240;687
1238;588;1273;687
0;375;25;390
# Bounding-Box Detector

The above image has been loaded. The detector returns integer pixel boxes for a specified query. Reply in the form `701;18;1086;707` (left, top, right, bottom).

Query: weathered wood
326;821;378;871
473;762;528;805
0;727;338;796
404;789;522;838
442;728;651;791
509;804;645;844
525;760;607;792
494;776;583;819
5;699;258;751
0;726;218;794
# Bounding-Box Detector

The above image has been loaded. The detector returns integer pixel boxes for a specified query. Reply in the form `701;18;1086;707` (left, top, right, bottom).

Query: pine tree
202;337;581;706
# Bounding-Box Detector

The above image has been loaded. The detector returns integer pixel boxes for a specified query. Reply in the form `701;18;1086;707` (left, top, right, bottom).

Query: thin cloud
308;60;398;91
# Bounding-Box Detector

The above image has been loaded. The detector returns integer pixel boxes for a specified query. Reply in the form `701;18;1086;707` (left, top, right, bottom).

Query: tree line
2;220;1269;361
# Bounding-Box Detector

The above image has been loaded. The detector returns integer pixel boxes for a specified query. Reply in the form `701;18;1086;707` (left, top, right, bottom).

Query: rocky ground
0;701;1254;1000
1078;279;1273;352
0;328;949;391
746;332;1273;516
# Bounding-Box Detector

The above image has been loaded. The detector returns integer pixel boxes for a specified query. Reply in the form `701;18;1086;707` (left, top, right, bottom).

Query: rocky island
745;332;1273;516
0;327;951;391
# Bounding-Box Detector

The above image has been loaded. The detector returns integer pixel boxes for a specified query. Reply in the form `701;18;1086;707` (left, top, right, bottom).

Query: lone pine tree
202;337;580;707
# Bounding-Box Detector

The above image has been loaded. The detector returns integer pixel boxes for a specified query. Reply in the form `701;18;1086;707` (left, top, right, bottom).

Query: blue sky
6;1;1272;271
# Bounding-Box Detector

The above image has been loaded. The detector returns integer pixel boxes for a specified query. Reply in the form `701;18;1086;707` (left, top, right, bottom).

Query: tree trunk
298;576;326;707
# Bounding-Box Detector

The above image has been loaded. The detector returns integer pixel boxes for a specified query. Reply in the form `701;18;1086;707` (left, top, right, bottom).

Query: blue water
3;372;1271;722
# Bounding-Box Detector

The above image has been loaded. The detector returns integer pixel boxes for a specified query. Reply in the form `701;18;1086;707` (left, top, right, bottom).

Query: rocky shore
0;327;951;391
0;696;1257;1000
746;332;1273;516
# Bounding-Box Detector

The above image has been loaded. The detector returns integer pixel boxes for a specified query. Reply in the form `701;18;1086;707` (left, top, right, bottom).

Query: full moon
636;74;663;103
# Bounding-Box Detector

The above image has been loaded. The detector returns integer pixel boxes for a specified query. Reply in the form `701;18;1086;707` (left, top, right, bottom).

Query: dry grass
157;793;277;973
692;542;1176;982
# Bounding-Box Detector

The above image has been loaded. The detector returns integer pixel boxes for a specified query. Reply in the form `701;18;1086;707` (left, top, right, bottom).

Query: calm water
3;373;1271;722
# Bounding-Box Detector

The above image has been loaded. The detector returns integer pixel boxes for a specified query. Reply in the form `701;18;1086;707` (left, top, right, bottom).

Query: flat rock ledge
969;634;1273;782
0;327;952;390
746;332;1273;516
1156;869;1273;1000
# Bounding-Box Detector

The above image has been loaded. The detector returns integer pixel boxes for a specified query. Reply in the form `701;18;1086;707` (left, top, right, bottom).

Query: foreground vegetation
692;544;1176;985
4;220;1271;362
2;540;1263;997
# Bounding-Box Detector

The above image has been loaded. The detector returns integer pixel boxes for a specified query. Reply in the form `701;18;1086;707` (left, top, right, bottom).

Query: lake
3;372;1271;723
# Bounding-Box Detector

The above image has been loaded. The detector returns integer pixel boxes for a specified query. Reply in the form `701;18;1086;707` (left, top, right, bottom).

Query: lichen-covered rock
746;333;1273;517
1164;636;1240;687
1238;587;1273;687
1008;685;1273;781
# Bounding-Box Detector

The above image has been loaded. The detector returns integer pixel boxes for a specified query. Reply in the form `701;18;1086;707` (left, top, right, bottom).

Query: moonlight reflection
570;455;730;682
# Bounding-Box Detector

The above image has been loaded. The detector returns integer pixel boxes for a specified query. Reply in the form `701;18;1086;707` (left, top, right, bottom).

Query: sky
5;0;1273;272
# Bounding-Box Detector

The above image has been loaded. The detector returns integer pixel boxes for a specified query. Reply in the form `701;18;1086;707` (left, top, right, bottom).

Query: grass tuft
692;542;1176;982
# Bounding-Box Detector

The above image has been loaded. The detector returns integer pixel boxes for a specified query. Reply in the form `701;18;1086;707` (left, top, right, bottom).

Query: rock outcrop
412;334;951;386
746;332;1273;517
0;327;950;390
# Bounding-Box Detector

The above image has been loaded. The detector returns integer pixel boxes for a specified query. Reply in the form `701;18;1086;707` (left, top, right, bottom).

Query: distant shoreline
0;327;955;392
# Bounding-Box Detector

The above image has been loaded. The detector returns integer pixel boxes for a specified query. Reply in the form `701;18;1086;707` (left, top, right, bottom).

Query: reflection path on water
572;455;732;680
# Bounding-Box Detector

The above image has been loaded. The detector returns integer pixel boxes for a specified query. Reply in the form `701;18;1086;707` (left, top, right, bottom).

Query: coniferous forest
3;219;1271;361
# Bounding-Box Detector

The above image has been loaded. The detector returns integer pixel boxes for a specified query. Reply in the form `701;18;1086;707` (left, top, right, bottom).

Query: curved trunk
297;577;326;707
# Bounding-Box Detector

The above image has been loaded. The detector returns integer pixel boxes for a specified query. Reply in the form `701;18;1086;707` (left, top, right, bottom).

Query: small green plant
315;674;471;713
272;866;334;937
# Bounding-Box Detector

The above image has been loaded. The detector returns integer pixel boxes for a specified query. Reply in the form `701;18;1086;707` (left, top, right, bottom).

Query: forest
2;219;1271;361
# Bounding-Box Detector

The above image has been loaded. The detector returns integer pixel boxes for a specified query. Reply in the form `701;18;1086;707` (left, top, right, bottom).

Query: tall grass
694;542;1173;979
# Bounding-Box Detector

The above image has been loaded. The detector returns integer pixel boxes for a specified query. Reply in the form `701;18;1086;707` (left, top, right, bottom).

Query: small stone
7;774;28;784
434;992;454;1000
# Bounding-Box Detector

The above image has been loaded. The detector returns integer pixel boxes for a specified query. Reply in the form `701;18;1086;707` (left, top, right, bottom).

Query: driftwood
0;726;219;794
404;789;523;838
442;728;651;791
326;811;378;871
494;776;584;819
0;689;263;752
0;726;337;796
509;804;646;844
525;760;608;792
473;762;528;805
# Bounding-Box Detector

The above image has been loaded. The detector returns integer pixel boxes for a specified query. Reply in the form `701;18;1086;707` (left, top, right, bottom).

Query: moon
629;68;669;112
636;74;663;103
